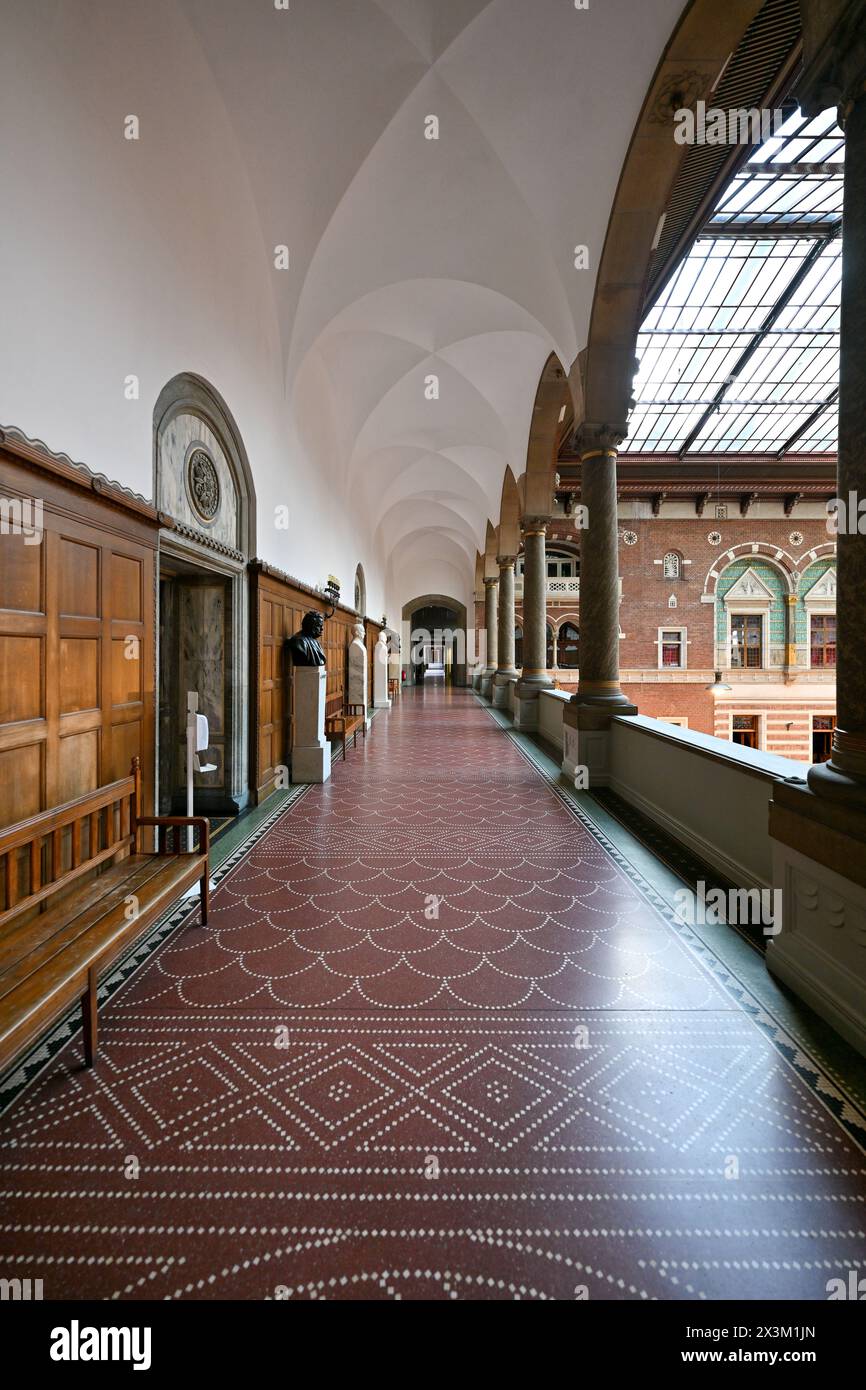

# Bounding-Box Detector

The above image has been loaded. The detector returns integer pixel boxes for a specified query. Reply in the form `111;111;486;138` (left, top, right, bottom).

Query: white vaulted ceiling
0;0;686;613
176;0;686;606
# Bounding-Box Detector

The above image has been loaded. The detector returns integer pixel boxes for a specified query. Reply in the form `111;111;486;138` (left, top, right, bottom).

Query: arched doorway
401;595;469;686
154;373;256;818
558;622;580;669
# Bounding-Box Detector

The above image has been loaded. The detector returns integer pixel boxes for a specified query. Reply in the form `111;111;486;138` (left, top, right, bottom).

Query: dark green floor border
474;691;866;1151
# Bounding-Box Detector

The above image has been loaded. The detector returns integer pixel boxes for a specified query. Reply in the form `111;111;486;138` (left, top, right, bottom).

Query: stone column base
767;782;866;1058
561;699;636;787
492;672;517;709
513;677;553;731
479;670;495;699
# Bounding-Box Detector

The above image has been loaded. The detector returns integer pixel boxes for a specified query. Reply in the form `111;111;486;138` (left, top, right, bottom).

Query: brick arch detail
701;543;799;600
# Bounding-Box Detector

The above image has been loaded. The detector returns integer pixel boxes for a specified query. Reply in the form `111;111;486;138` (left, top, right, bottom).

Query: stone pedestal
348;622;370;728
562;701;618;787
373;631;391;708
767;781;866;1057
292;665;331;783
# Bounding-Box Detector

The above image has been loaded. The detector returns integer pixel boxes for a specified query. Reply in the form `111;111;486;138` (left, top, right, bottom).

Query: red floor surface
1;682;864;1299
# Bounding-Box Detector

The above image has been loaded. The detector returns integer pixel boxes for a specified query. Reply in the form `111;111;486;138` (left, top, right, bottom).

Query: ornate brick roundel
187;448;220;522
789;530;804;546
707;531;722;546
621;530;638;546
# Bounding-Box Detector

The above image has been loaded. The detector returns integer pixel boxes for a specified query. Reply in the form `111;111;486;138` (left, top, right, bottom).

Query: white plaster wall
0;0;684;625
0;0;389;617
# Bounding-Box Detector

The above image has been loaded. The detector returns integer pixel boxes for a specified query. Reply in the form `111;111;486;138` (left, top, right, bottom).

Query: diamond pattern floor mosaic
1;683;864;1300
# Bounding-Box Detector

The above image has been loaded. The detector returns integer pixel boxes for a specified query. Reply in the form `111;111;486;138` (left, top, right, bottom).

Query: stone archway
402;593;469;687
153;373;256;816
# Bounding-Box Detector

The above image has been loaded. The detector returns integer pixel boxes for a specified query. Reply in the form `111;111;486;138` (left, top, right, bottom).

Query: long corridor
1;684;864;1300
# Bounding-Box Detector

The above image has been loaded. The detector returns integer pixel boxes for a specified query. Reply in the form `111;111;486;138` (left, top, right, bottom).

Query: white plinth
292;665;331;783
348;637;368;724
373;634;391;709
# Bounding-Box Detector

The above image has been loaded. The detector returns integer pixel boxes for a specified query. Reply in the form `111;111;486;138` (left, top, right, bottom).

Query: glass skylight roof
625;109;843;455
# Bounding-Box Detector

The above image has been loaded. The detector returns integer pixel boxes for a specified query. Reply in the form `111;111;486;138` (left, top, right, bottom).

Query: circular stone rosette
187;447;221;523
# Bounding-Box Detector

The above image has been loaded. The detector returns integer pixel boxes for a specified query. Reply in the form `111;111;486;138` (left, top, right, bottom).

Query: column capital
483;576;499;589
496;554;516;570
797;0;866;119
522;516;549;536
574;420;628;457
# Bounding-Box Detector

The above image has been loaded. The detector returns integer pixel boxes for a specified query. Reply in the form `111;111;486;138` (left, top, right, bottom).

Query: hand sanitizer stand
186;691;217;852
373;631;391;709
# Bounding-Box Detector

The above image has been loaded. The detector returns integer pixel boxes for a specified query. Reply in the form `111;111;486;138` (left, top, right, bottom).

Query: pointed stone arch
580;0;767;429
497;466;522;559
483;519;499;580
524;352;577;518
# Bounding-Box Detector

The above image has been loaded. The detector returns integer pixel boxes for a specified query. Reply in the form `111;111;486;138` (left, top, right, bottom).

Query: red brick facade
477;508;836;764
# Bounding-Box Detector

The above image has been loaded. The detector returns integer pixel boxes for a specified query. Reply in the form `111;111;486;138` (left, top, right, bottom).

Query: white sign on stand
186;691;217;851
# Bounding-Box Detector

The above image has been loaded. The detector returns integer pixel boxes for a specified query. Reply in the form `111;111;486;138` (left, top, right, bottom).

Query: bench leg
82;967;98;1068
200;868;209;926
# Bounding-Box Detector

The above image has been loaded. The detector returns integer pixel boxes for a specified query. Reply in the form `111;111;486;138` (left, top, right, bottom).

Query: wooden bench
324;691;366;760
0;757;209;1074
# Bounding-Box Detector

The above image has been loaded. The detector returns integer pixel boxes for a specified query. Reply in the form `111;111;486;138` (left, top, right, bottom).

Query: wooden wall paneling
0;444;158;836
365;620;382;707
249;564;361;803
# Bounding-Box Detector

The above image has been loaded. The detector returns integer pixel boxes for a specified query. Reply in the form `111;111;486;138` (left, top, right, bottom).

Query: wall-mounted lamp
323;575;340;617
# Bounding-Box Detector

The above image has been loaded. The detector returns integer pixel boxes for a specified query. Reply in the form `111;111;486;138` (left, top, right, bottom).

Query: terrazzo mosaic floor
1;682;864;1300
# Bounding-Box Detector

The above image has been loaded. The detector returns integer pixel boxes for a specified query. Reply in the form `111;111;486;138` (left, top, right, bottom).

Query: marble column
514;520;553;729
809;89;866;807
480;577;498;699
492;557;518;708
562;425;636;782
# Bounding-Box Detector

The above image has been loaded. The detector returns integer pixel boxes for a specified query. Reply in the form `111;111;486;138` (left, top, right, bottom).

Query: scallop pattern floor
1;682;864;1300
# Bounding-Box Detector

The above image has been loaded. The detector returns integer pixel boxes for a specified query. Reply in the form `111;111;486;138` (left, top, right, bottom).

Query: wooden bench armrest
135;815;210;857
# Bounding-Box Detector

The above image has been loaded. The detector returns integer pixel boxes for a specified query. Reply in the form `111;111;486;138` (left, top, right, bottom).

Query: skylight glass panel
625;110;843;454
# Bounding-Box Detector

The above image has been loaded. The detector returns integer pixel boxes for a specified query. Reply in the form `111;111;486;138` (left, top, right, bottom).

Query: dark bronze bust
287;610;326;666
